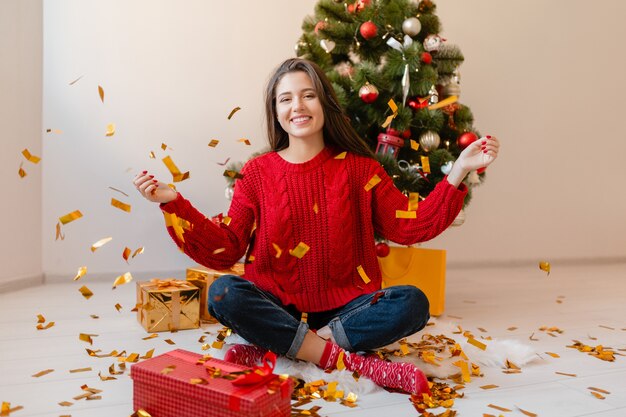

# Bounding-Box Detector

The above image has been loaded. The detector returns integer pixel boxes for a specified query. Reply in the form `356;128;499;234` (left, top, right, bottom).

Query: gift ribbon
142;279;192;330
386;34;414;106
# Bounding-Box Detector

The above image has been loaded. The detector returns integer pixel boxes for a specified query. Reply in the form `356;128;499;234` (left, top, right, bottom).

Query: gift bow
231;351;278;386
149;278;189;290
386;34;414;106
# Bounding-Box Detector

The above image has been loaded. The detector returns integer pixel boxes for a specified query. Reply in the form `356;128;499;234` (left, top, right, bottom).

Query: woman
134;58;500;395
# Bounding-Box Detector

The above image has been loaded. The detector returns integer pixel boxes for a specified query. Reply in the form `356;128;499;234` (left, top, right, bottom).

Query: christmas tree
295;0;485;221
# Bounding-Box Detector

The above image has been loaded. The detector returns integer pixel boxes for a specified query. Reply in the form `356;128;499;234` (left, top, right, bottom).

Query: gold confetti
467;337;487;351
79;285;93;299
32;369;54;378
212;340;224;349
272;243;283;258
555;371;577;377
1;403;23;416
516;407;538;417
105;123;115;137
122;247;131;262
381;99;398;128
356;265;371;284
148;151;156;160
208;139;219;147
453;360;471;382
133;410;152;417
223;169;243;179
539;261;551;275
428;95;458;110
508;326;518;331
190;378;208;384
79;333;97;344
123;353;140;363
487;404;512;412
590;391;605;400
36;314;45;323
212;248;226;255
238;138;251;145
59;210;83;225
480;384;499;390
163;212;186;243
396;210;417;219
98;371;116;381
111;198;131;213
408;193;419;211
313;203;319;214
46;128;63;134
21;149;41;164
114;303;122;312
545;352;560;358
90;315;99;319
364;174;381;191
588;387;610;395
142;333;158;340
98;85;105;103
410;139;419;151
91;237;113;252
421;156;431;173
132;247;144;258
18;163;27;178
69;367;92;373
289;242;310;259
58;401;73;406
227;106;241;119
161;143;168;151
164;339;176;345
334;151;347;159
73;266;87;281
55;222;64;240
141;348;155;359
598;325;615;330
69;74;84;85
36;321;55;330
162;156;190;182
112;272;132;289
336;351;346;371
108;186;129;197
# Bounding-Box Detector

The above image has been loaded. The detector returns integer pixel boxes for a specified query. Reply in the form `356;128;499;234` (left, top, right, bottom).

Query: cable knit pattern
160;147;467;312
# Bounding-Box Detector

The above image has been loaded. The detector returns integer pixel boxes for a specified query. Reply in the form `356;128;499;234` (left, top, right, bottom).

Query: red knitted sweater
161;147;467;312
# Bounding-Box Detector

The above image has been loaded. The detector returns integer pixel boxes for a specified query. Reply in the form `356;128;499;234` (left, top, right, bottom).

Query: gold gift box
186;263;244;322
136;279;200;332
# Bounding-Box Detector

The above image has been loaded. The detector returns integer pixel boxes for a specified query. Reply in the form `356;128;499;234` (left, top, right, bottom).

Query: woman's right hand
133;171;177;204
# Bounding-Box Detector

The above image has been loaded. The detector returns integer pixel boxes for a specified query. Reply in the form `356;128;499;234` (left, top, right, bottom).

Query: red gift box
131;349;292;417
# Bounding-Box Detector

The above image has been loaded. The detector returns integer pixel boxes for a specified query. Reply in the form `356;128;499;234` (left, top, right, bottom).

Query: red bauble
407;97;429;110
375;242;390;257
421;52;433;64
359;21;378;40
359;82;379;103
457;132;478;149
402;129;412;139
386;127;400;137
349;0;370;13
314;21;328;35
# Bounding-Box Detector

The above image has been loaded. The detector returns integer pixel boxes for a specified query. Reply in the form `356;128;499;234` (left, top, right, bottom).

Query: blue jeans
208;275;430;359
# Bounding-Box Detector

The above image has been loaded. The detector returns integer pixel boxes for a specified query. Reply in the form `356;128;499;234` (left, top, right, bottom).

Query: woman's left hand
455;135;500;172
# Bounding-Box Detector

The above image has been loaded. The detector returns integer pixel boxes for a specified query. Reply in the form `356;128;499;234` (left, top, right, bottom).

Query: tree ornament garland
359;82;379;103
359;21;378;40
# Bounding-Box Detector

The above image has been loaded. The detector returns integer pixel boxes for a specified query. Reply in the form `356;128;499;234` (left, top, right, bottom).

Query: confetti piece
133;410;152;417
91;237;112;252
396;210;417;219
272;243;283;258
238;138;251;145
46;128;63;134
428;95;458;110
487;404;511;412
79;285;93;299
69;367;92;373
1;403;23;416
212;248;226;255
58;401;73;406
208;139;219;147
408;193;419;211
357;265;371;284
539;261;551;275
142;333;158;340
453;360;471;382
111;198;131;213
149;151;155;158
190;378;208;384
59;210;83;225
122;247;131;262
164;339;176;345
421;156;431;173
18;163;27;178
555;371;577;377
545;352;560;358
21;149;41;164
161;143;169;151
364;174;381;191
212;340;224;349
162;156;190;182
98;371;116;381
36;321;55;330
598;325;615;330
590;391;605;400
508;326;518;331
114;303;122;312
36;314;45;323
480;384;499;390
223;169;243;179
90;315;99;319
217;157;230;166
55;222;65;240
410;140;419;151
289;242;310;259
98;85;105;103
588;387;611;395
32;369;54;378
227;106;241;119
74;266;87;281
79;333;97;344
132;247;144;258
163;212;186;243
381;99;399;129
516;406;538;417
335;151;347;159
105;123;115;137
313;203;319;214
467;337;487;350
141;349;155;359
112;272;132;289
69;74;84;85
336;351;346;371
108;186;129;197
300;312;308;324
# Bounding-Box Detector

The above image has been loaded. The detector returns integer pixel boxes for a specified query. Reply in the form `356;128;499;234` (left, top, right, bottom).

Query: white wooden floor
1;262;625;417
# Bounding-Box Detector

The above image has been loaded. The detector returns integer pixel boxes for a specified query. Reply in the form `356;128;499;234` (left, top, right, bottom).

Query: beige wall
36;0;626;280
0;0;43;290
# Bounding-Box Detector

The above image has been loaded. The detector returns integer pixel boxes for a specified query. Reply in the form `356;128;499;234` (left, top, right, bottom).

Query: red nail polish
483;150;488;153
142;170;147;174
152;179;157;183
149;175;154;178
486;135;492;139
481;140;487;145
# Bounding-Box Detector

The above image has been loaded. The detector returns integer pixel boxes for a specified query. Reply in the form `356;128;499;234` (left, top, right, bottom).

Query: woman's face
275;71;325;144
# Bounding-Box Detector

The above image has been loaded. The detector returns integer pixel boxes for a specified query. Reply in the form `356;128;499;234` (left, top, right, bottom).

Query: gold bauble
418;131;440;151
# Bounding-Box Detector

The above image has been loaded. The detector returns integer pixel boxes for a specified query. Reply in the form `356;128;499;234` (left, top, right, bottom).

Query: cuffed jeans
208;275;430;359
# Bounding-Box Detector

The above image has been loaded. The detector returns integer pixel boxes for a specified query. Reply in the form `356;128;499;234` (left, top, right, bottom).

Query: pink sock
223;344;268;367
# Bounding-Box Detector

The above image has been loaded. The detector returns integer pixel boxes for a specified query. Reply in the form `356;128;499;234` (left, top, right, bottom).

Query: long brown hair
264;58;374;158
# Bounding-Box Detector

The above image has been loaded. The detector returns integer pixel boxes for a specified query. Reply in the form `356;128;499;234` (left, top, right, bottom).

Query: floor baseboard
0;273;45;294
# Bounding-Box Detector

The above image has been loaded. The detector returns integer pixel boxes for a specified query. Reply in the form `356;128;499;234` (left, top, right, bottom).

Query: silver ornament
320;39;336;53
418;131;440;151
224;185;234;200
450;209;465;227
402;17;421;37
440;161;453;175
442;81;461;98
428;85;439;105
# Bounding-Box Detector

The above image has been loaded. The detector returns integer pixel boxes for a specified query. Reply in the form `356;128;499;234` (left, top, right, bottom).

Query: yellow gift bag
378;247;446;316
